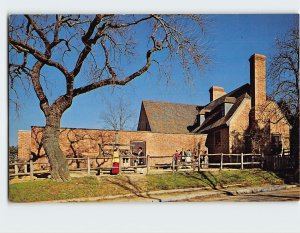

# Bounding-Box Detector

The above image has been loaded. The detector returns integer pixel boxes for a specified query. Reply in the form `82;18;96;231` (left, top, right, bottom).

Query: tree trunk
42;114;70;181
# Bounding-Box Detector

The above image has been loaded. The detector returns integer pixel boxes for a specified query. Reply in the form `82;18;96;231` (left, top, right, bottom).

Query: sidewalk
40;184;298;203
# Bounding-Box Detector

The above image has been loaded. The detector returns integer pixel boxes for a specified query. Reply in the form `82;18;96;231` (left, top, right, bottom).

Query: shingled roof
140;83;251;134
142;101;199;134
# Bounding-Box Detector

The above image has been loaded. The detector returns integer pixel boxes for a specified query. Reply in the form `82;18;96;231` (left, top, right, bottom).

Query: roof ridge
225;83;250;97
202;83;250;108
142;100;202;107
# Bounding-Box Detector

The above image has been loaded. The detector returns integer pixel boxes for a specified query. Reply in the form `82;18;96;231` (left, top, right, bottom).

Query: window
130;140;146;155
214;131;221;147
271;134;282;155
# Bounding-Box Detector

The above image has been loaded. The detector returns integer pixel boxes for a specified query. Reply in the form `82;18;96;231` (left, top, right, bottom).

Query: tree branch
9;38;70;77
31;61;50;115
73;30;161;97
25;15;50;56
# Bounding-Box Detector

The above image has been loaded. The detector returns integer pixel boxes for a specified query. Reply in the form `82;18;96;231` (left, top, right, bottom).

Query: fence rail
9;153;263;179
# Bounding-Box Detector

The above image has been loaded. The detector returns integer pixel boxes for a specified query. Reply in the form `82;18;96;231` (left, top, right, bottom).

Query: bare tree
268;26;299;121
9;14;210;181
268;25;299;179
100;98;135;130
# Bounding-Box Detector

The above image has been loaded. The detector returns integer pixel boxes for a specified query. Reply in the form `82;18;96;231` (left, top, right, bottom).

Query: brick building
18;54;291;165
137;54;290;154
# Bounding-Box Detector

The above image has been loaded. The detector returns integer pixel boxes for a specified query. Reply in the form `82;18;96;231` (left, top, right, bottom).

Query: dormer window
222;97;235;116
222;102;234;116
197;108;210;126
197;114;205;126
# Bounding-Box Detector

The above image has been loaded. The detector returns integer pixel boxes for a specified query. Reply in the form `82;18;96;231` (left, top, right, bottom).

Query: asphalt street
184;186;300;202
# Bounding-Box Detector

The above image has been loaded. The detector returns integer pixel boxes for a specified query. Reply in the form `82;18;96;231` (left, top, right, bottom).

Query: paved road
95;186;299;203
185;187;300;202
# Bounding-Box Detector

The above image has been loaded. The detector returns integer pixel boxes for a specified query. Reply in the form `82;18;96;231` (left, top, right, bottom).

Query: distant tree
9;14;210;181
100;98;135;131
8;146;18;163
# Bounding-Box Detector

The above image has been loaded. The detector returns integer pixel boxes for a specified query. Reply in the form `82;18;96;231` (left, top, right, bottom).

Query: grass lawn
9;169;283;202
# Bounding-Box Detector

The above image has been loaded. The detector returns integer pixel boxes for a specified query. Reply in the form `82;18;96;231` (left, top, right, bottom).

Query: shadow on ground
104;176;162;201
177;171;235;196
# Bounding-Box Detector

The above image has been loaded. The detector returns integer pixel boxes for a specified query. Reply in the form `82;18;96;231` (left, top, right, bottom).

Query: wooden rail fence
9;153;262;179
263;152;294;171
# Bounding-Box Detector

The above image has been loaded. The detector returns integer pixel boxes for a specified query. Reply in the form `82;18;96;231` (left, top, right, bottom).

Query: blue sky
9;14;298;146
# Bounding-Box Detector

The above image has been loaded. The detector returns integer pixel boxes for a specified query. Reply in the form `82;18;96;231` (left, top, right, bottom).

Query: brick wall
229;98;290;154
28;127;208;167
229;98;251;153
205;127;229;154
249;54;266;122
264;101;290;150
17;130;31;161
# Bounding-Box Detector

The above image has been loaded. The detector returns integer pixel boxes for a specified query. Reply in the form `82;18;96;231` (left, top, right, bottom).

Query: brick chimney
209;86;226;102
249;54;266;121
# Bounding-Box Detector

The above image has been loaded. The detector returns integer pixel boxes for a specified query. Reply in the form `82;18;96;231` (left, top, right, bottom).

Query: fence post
261;153;264;169
14;164;19;178
134;156;137;173
30;160;34;179
198;154;201;172
172;157;175;173
147;155;150;174
220;153;223;170
241;153;244;170
279;155;282;172
87;157;91;176
24;164;28;174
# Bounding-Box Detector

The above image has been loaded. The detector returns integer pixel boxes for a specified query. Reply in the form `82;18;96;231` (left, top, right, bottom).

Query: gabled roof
140;84;251;134
141;100;199;134
195;84;250;133
197;93;251;133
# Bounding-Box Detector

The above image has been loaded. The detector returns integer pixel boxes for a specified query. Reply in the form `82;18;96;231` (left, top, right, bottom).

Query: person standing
186;149;192;164
137;147;144;165
111;147;120;175
174;150;181;171
137;147;145;174
123;150;130;167
180;148;186;162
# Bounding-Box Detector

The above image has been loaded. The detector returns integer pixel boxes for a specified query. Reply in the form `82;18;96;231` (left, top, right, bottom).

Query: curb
158;185;298;202
228;185;298;196
157;190;222;202
39;186;211;203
